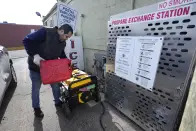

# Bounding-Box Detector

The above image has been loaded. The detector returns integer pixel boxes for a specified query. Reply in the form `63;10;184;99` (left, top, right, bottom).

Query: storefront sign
111;4;192;26
57;2;78;31
64;36;84;70
158;0;196;10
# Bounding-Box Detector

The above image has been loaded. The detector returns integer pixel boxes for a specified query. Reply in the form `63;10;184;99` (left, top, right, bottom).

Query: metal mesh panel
105;3;196;131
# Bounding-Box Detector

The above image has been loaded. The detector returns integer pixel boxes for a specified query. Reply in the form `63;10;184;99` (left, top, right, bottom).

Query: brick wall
0;24;41;48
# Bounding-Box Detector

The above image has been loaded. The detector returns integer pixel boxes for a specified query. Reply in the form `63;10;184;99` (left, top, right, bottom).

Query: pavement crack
23;93;31;96
11;56;27;59
13;90;47;97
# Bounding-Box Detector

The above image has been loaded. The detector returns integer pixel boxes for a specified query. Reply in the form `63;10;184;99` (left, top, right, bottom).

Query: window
50;20;53;27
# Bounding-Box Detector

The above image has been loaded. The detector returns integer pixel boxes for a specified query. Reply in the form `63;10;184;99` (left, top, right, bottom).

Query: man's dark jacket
23;27;67;72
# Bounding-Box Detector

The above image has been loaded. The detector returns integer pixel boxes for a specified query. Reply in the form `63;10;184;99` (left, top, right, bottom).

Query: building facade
43;3;58;27
43;0;163;73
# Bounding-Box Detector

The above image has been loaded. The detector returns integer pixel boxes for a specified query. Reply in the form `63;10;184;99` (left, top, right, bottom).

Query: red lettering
148;14;153;20
112;20;115;25
139;15;144;22
144;15;148;21
158;1;167;9
112;19;125;25
173;0;180;5
72;62;78;69
179;0;184;4
71;40;75;48
116;20;119;25
112;19;128;25
173;0;187;5
169;0;173;6
133;17;137;22
118;20;121;24
136;16;139;22
131;18;134;23
161;11;166;18
119;20;121;24
166;0;191;8
163;2;168;8
136;17;139;22
69;52;78;60
113;5;190;24
123;19;127;24
156;6;190;20
128;18;132;23
132;17;135;23
135;17;138;22
156;12;161;19
174;9;178;16
158;4;162;9
151;13;155;20
170;9;175;17
183;6;190;15
177;8;183;16
164;10;170;18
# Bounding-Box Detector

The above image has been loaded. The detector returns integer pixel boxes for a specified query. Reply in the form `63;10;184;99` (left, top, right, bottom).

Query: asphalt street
0;50;142;131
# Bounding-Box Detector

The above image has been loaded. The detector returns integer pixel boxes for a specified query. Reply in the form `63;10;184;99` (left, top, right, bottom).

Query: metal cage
105;2;196;131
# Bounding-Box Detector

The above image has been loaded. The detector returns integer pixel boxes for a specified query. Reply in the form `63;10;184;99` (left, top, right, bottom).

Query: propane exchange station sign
111;0;194;26
112;0;196;90
107;0;196;131
57;2;78;31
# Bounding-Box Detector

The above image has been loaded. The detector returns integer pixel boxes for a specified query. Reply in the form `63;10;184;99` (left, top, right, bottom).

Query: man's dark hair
59;24;73;34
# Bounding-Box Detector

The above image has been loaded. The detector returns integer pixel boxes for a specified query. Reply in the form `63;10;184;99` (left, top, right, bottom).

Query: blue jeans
29;70;61;108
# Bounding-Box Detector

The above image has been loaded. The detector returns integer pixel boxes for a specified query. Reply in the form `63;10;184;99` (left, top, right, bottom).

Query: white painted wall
44;11;58;27
53;13;57;26
44;0;163;73
65;0;163;74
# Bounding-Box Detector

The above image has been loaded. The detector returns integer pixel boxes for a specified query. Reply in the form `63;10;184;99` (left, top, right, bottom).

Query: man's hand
33;54;45;66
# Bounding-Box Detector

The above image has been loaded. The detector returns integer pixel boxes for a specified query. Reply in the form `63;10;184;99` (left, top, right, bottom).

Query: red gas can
40;59;72;84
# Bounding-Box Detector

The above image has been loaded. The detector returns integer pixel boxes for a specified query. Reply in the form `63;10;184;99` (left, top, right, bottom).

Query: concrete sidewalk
0;56;142;131
8;49;27;59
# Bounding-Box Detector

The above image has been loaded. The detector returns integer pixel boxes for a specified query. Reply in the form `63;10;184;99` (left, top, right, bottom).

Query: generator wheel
62;102;71;118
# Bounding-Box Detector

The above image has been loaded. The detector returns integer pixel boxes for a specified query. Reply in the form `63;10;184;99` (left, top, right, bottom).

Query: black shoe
55;101;63;108
34;108;44;118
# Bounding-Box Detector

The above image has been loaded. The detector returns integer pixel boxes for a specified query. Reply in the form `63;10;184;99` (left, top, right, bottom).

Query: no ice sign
64;37;84;70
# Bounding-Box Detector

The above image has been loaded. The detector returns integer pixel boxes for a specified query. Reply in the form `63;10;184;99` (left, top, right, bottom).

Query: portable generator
60;69;101;116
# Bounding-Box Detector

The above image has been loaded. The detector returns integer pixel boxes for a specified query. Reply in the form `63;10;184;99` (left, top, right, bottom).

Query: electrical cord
100;101;125;131
100;101;106;131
